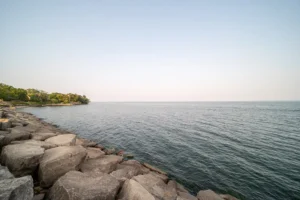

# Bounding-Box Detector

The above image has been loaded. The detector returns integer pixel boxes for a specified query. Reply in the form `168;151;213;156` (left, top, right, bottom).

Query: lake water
20;102;300;200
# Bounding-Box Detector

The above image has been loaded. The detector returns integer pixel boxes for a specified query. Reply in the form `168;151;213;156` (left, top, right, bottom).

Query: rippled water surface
21;102;300;200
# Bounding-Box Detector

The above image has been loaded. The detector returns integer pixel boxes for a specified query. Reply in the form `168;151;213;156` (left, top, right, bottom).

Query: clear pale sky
0;0;299;101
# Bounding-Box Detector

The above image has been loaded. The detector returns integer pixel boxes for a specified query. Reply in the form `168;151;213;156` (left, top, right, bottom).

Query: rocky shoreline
0;107;239;200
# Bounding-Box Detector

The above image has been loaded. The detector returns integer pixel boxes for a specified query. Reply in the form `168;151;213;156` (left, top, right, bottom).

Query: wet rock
143;162;167;175
0;164;14;179
86;147;105;159
39;145;87;187
1;144;45;177
0;175;34;200
0;119;12;130
105;147;117;155
80;155;123;174
33;194;45;200
31;132;57;141
48;170;120;200
11;140;57;150
118;179;155;200
95;144;105;150
176;182;190;194
197;190;223;200
45;134;76;146
133;173;167;199
150;171;169;183
118;160;150;175
177;192;198;200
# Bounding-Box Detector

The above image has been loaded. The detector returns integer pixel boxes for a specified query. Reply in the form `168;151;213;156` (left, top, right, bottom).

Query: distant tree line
0;83;89;104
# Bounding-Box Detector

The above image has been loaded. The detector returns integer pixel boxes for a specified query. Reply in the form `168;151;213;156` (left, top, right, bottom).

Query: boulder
48;171;120;200
150;171;169;183
0;175;34;200
219;194;239;200
39;145;87;187
0;164;14;179
45;134;76;146
80;155;123;174
118;179;155;200
31;132;57;141
11;140;57;150
0;111;3;118
86;147;105;159
1;144;45;177
76;138;97;147
10;124;39;134
0;119;12;131
118;160;150;175
177;192;198;200
197;190;223;200
110;164;141;183
0;132;31;149
11;122;23;127
133;173;167;199
105;147;117;155
33;194;45;200
176;182;190;194
143;162;167;175
164;180;178;200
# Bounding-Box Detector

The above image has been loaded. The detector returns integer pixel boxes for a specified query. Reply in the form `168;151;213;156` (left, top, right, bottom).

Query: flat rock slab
118;179;155;200
1;144;45;177
133;173;167;199
86;147;105;159
0;175;34;200
31;132;57;141
39;145;87;187
197;190;223;200
80;155;123;174
11;140;57;149
0;164;14;179
48;170;121;200
45;134;76;146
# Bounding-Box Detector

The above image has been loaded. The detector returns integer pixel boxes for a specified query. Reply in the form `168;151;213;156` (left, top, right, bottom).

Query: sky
0;0;299;101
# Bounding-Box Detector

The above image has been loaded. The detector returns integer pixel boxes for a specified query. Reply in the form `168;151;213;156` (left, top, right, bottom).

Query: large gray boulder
110;164;141;183
133;173;167;199
39;145;87;187
31;132;57;141
117;160;150;175
48;170;121;200
80;155;123;173
164;180;178;200
0;132;31;149
11;140;57;150
0;175;34;200
118;179;155;200
0;119;12;131
197;190;223;200
1;144;45;177
45;134;76;146
0;164;14;179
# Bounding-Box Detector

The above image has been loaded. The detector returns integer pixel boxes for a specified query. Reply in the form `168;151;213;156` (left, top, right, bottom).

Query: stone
80;155;123;174
0;175;34;200
105;147;116;155
86;147;105;159
133;173;167;199
118;179;155;200
110;164;141;183
10;124;39;134
31;132;57;141
176;182;190;194
219;194;239;200
164;180;178;200
1;144;45;177
143;162;167;175
76;138;97;147
197;190;223;200
0;132;31;149
177;192;198;200
11;122;23;127
0;164;14;179
118;160;150;175
45;134;76;146
33;194;45;200
39;145;87;187
48;170;120;200
0;119;12;130
150;171;169;183
11;140;57;149
0;111;3;118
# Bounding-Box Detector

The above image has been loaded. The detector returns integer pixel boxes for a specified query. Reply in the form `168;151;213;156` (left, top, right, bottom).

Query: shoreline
0;106;239;200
